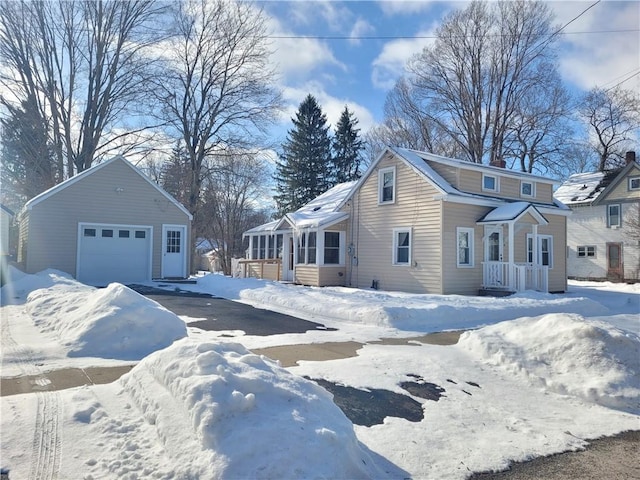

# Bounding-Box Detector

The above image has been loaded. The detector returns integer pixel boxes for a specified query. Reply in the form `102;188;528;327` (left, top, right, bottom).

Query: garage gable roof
24;156;193;220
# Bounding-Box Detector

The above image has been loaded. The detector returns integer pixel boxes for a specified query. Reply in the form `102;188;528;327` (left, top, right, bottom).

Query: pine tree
332;106;363;183
274;94;333;215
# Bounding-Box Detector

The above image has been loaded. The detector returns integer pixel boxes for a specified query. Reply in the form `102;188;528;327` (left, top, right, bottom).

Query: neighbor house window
84;228;96;237
102;229;113;238
267;235;275;259
527;234;553;268
307;232;317;264
135;230;146;239
119;230;130;238
577;246;596;258
324;231;340;264
259;235;266;259
251;235;259;259
378;167;396;204
456;228;474;267
482;174;499;192
607;204;621;228
521;181;534;197
629;177;640;191
276;234;284;258
393;228;411;265
297;232;317;265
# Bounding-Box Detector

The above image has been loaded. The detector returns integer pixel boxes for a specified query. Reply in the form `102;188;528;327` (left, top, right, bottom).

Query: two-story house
244;146;570;295
555;152;640;282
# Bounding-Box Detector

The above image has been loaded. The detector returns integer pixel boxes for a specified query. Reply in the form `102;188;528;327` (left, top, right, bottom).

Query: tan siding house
18;156;192;286
555;155;640;282
244;146;570;295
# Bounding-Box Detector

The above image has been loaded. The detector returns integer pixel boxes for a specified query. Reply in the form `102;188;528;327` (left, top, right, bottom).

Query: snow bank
119;338;385;479
0;268;79;305
26;282;187;360
194;274;610;332
459;313;640;412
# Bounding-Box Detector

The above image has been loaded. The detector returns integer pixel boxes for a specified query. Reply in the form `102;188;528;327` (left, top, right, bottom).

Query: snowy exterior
245;147;569;295
1;204;14;256
555;159;640;282
17;156;192;285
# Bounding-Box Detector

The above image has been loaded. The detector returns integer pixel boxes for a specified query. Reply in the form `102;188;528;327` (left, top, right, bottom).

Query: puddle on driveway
401;374;446;401
308;377;425;427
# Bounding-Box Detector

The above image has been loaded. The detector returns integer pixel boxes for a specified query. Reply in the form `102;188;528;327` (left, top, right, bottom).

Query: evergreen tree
274;94;333;215
332;106;363;183
160;141;191;207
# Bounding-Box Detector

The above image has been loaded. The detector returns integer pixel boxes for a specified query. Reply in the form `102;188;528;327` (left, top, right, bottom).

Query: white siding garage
77;223;152;286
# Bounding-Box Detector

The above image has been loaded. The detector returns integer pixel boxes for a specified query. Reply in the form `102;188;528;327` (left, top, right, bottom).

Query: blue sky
258;0;640;141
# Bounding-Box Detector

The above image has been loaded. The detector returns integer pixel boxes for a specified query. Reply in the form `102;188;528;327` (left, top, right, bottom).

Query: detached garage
18;156;192;286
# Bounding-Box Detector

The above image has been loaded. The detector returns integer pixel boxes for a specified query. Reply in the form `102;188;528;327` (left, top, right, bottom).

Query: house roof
22;156;193;220
554;161;639;205
477;202;548;225
285;181;356;229
244;219;281;235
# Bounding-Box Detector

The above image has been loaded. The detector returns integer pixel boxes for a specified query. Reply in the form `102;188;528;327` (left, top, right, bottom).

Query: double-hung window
378;167;396;204
527;234;553;268
456;228;474;267
577;246;596;258
482;174;499;192
607;204;621;228
297;232;317;265
629;177;640;191
393;228;411;265
520;181;534;197
324;232;340;264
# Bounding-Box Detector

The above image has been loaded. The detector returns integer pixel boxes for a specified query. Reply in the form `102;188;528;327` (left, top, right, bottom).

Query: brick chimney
490;159;506;168
626;151;636;165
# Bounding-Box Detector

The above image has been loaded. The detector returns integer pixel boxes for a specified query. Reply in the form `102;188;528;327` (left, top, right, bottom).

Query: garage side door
78;224;152;286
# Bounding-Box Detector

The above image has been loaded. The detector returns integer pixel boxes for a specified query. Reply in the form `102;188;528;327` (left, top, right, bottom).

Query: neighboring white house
555;153;640;282
17;156;193;286
244;147;570;295
1;204;14;257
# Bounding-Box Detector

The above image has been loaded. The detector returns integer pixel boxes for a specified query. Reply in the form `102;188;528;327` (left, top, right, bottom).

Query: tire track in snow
29;392;62;480
1;305;46;377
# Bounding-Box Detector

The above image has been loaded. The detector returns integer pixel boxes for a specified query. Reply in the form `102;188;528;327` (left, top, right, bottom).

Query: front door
606;242;623;281
484;226;504;287
162;225;187;278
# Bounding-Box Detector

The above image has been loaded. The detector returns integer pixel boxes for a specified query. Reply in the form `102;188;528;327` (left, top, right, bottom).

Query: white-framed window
527;234;553;268
456;227;475;267
324;231;340;265
577;246;596;258
482;174;499;192
393;228;412;265
629;177;640;191
607;204;621;228
296;231;317;265
251;234;284;260
378;167;396;204
520;181;534;197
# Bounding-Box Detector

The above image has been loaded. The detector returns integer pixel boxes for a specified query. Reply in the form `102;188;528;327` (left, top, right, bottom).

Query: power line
605;70;640;92
268;28;637;41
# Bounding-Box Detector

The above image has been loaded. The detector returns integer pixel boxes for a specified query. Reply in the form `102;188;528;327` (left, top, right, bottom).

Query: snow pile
0;268;79;305
194;274;609;332
26;282;187;359
119;338;384;479
459;313;640;412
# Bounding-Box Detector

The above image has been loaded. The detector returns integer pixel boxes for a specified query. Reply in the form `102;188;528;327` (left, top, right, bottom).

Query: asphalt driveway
128;284;336;336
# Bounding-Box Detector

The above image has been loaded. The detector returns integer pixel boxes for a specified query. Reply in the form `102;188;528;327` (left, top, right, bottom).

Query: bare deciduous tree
154;0;281;227
402;0;562;167
0;0;166;181
580;86;640;172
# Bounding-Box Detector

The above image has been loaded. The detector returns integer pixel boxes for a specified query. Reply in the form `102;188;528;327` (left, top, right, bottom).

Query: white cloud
349;18;375;46
377;0;438;16
371;31;435;90
551;1;640;93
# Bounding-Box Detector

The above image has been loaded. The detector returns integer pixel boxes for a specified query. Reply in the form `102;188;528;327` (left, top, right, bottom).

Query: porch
481;261;548;293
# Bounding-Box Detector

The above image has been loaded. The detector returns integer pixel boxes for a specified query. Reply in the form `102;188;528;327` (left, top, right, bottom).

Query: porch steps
478;288;515;297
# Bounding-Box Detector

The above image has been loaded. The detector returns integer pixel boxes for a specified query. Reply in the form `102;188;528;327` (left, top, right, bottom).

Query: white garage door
77;224;152;286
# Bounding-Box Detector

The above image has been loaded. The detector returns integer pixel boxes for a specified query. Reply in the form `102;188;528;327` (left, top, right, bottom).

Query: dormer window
378;167;396;204
520;181;534;197
629;176;640;191
482;174;499;192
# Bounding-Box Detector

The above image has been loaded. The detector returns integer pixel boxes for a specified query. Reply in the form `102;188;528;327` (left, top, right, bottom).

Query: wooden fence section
237;259;282;281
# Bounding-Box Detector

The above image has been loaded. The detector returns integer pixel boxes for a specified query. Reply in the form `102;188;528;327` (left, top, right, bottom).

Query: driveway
128;284;336;336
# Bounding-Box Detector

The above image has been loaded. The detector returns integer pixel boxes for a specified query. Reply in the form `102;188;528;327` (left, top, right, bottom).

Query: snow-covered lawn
1;268;639;479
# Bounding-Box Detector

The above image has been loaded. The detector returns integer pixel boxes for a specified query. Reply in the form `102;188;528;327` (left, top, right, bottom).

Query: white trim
435;193;572;216
520;181;535;197
527;233;553;269
162;224;188;278
321;230;345;266
607;204;621;228
628;176;640;191
392;227;412;265
484;226;503;262
456;227;475;267
77;222;153;283
25;156;193;220
378;166;396;204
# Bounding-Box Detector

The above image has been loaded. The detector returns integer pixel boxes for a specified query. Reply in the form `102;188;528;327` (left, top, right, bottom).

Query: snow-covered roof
554;172;606;205
285;181;356;229
477;202;548;225
244;220;282;235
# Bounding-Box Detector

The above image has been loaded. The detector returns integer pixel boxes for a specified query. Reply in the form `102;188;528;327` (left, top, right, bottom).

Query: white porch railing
482;262;548;293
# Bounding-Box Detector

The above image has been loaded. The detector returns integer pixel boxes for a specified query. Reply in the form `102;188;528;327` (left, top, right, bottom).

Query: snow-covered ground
1;268;639;479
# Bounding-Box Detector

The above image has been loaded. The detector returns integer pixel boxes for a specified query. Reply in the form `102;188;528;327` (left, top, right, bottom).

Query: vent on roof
313;206;321;211
571;196;579;201
580;184;588;190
